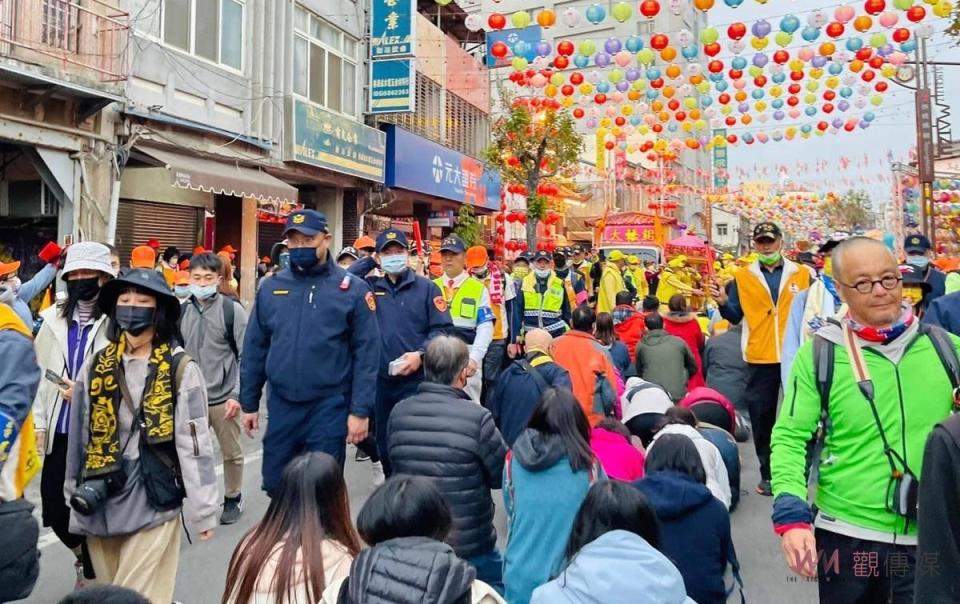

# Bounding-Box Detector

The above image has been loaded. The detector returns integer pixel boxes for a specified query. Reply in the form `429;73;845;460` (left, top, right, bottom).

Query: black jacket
916;414;960;603
347;537;476;604
387;383;508;559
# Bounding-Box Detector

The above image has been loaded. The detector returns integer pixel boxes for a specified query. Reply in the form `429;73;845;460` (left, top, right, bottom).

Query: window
42;0;78;51
716;223;728;237
162;0;243;69
293;5;360;117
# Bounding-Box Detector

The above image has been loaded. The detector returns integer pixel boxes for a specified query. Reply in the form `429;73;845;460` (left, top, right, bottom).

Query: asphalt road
23;415;817;604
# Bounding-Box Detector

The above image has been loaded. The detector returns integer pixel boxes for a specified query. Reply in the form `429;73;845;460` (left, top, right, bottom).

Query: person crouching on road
63;268;219;604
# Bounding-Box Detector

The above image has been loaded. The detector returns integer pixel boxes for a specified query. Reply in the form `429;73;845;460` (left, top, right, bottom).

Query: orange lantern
536;8;556;28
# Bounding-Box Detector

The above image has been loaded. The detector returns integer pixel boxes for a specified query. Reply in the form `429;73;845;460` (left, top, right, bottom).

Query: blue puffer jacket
490;352;571;446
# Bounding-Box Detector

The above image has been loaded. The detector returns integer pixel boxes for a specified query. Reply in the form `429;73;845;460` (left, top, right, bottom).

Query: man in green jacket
634;313;697;401
771;237;960;602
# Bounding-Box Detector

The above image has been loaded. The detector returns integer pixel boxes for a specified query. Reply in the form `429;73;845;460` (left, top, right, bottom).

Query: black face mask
66;277;100;301
554;257;567;269
114;305;156;336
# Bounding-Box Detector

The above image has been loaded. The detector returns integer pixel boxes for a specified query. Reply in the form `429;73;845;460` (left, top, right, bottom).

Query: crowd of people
2;210;960;604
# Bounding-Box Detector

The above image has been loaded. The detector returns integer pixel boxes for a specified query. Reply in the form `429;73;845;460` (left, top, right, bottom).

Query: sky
709;2;960;208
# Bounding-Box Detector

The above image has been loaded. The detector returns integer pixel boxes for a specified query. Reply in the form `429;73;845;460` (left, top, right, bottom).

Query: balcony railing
0;0;129;83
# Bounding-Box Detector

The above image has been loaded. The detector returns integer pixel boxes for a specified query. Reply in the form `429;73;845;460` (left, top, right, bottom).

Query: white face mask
534;268;551;279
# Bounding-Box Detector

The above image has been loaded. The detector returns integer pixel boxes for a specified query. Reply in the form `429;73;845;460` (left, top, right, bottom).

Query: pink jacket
590;427;645;481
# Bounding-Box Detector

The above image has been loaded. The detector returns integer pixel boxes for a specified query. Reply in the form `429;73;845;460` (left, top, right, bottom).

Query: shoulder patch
434;295;448;313
365;291;377;311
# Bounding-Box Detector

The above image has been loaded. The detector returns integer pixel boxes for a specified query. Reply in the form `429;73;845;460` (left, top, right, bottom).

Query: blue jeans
466;549;504;595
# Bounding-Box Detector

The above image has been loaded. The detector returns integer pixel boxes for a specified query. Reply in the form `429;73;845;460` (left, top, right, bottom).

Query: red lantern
496;226;505;235
856;47;873;61
726;133;738;144
728;69;743;80
561;84;574;96
557;40;575;56
553;56;569;70
875;81;888;92
488;13;506;30
725;116;736;126
520;242;528;251
817;121;829;131
864;0;885;16
604;140;615;150
823;90;836;101
490;41;508;59
652;123;663;133
718;92;731;104
753;75;767;88
788;83;801;94
703;43;721;57
790;70;804;81
826;21;845;38
572;107;585;118
518;214;527;224
892;28;911;43
822;103;834;113
845;122;856;132
788;96;800;106
650;34;669;51
674;111;686;121
594;93;607;104
667;98;680;111
861;70;876;82
650;78;664;89
640;0;660;18
773;50;790;64
727;22;747;41
868;56;884;69
507;155;520;167
708;60;724;73
906;5;925;23
570;72;584;85
614;116;626;126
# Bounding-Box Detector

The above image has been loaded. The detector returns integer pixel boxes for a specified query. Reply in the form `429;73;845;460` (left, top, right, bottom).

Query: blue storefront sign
385;125;500;211
288;99;386;183
370;59;415;114
485;26;541;68
370;0;415;59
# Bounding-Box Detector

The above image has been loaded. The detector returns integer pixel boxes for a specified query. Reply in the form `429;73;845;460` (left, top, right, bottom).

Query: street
22;412;816;604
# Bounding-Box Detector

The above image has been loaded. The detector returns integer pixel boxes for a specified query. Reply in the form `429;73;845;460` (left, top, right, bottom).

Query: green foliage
824;189;874;230
453;205;482;247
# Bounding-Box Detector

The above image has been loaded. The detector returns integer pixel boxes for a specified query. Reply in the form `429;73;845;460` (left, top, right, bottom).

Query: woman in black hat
62;268;220;603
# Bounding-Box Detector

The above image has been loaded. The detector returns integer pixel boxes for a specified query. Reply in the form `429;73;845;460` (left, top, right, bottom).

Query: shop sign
287;99;386;183
603;225;657;243
712;129;728;188
385;125;500;210
428;210;455;227
485;26;541;68
370;0;415;59
369;59;415;114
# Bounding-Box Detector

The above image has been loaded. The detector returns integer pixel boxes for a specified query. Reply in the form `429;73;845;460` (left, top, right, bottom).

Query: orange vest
734;260;811;364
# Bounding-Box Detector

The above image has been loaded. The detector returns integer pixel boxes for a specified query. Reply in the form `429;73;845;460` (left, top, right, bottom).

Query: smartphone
45;369;68;389
279;251;290;270
388;358;407;376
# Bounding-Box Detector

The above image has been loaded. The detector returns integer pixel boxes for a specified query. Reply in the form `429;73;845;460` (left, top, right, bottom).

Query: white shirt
443;270;494;365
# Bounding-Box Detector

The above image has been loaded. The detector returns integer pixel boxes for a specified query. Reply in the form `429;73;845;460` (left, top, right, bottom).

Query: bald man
489;328;572;445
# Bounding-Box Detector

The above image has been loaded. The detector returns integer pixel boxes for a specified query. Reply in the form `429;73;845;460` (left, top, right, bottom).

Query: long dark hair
564;481;660;562
105;287;181;346
594;312;618;346
357;476;452;545
646;433;707;485
223;452;360;604
60;275;107;322
527;388;595;472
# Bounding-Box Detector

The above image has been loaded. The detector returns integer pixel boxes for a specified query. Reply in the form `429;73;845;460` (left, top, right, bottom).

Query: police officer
518;250;571;338
348;228;453;475
570;244;593;293
435;234;493;403
553;246;588;307
239;210;380;495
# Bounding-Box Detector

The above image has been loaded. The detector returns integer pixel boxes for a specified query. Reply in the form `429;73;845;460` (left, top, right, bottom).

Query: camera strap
841;324;912;478
116;363;153;456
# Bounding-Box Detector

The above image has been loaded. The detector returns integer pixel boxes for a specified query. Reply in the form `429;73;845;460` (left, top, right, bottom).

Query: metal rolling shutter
115;199;201;265
258;221;286;259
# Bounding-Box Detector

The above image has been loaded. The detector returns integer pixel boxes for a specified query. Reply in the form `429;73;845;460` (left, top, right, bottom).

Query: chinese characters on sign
713;129;729;188
369;59;415;114
370;0;415;59
288;99;386;182
603;225;657;243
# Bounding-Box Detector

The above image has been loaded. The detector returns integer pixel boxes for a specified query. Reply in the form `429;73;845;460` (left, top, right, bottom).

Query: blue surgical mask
906;255;930;269
381;254;408;275
175;285;191;298
289;247;319;271
534;268;551;279
190;283;218;300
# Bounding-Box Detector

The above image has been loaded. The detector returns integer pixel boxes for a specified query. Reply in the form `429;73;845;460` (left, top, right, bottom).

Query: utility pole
914;38;936;248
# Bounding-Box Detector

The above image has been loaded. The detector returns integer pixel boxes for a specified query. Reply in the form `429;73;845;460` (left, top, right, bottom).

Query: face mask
906;255;930;269
554;257;566;269
190;283;218;300
822;257;833;277
381;254;408;275
470;267;489;279
758;251;782;266
535;268;551;279
512;266;529;280
67;277;100;301
115;304;155;336
175;285;191;298
289;247;319;271
0;284;13;305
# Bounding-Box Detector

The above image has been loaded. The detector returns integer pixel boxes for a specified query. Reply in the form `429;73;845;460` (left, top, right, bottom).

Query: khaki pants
209;402;244;498
87;518;181;604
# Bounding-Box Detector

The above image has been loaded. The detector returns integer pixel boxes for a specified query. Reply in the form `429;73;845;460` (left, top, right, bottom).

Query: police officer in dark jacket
387;335;508;591
346;228;453;476
904;234;946;310
239;210;380;495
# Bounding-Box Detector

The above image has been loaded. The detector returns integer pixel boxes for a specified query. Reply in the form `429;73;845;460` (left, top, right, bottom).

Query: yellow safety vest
521;272;568;336
435;276;485;342
734;260;811;364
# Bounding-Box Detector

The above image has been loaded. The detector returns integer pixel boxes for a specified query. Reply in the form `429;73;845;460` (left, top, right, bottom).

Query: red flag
705;244;717;280
412;222;423;257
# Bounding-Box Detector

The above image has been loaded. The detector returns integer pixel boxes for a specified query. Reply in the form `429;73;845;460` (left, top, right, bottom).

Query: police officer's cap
553;246;571;258
752;222;782;242
571;244;585;254
904;233;932;253
284;209;328;237
533;250;552;262
337;246;359;262
514;251;533;264
440;234;467;253
376;228;409;252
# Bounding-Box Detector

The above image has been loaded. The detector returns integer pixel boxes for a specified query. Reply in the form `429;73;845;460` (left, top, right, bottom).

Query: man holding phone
346;228;453;475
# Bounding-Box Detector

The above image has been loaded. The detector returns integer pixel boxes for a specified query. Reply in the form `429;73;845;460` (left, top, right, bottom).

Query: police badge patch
365;291;377;311
434;296;448;313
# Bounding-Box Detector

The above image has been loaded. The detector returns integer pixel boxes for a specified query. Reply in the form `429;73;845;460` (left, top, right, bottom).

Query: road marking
38;450;264;550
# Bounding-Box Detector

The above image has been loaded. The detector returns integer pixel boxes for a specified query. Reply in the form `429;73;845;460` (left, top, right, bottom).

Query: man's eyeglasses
836;275;902;294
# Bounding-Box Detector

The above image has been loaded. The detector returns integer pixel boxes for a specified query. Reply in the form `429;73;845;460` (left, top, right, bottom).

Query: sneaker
220;494;243;525
371;461;385;486
756;480;772;496
355;448;371;462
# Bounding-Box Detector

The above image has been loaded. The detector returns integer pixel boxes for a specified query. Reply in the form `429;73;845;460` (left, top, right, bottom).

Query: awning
135;146;298;204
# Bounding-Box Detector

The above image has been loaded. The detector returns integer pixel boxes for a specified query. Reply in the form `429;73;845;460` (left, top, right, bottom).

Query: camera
69;471;126;516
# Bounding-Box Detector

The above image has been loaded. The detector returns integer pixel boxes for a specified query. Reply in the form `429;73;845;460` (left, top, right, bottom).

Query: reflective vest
521;272;568;337
435;275;485;344
734;260;811;364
